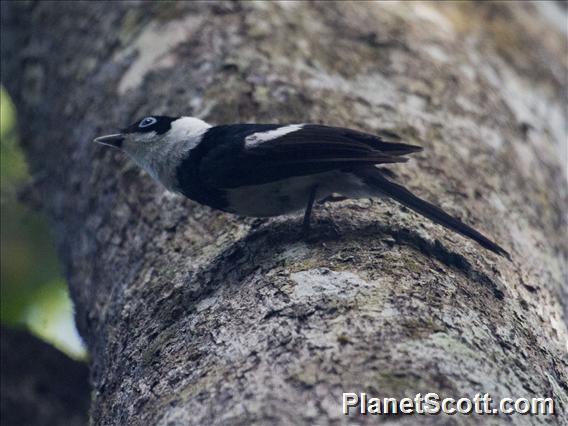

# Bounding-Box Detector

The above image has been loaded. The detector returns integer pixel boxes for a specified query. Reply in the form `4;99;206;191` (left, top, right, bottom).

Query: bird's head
94;115;211;187
93;115;181;151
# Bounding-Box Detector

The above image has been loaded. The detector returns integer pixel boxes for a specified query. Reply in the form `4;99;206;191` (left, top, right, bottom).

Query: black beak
93;133;124;148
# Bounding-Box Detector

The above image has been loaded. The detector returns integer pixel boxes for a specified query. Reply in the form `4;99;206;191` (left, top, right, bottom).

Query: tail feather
373;141;423;156
357;168;510;259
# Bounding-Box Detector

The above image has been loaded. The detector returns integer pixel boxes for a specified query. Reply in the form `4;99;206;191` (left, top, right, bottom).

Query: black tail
357;168;510;259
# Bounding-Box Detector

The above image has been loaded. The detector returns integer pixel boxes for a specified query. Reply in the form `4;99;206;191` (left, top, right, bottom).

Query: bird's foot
318;195;348;204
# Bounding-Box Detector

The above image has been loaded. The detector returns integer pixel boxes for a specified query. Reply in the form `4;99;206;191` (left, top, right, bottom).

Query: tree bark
1;1;567;424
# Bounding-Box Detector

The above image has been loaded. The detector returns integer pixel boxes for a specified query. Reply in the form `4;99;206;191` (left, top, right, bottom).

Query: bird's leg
302;185;318;238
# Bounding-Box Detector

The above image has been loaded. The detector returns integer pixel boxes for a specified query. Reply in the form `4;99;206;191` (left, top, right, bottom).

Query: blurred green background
1;86;85;359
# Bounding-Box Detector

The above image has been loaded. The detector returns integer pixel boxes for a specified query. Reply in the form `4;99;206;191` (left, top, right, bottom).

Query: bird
94;115;510;259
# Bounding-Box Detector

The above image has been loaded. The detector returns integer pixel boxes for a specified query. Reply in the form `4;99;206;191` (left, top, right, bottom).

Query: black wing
198;124;422;188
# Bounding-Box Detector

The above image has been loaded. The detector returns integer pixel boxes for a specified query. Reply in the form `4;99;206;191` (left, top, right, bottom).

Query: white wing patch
245;124;304;148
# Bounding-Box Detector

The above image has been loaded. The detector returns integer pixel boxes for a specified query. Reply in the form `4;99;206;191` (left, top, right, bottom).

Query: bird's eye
139;117;157;128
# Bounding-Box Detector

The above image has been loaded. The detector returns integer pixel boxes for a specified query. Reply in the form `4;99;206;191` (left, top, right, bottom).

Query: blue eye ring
139;117;157;128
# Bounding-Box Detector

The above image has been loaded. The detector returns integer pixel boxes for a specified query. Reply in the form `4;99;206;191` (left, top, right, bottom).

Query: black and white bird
94;115;509;258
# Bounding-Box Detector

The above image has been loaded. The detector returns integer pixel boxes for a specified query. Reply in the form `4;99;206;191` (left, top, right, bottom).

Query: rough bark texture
1;1;567;425
0;326;90;426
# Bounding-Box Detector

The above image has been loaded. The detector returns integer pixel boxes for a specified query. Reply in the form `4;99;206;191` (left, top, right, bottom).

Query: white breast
225;171;370;217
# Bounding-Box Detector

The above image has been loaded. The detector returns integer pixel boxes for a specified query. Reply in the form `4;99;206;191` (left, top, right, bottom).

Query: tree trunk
2;1;566;424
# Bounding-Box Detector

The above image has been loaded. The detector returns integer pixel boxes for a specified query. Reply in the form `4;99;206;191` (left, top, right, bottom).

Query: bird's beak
93;133;124;148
